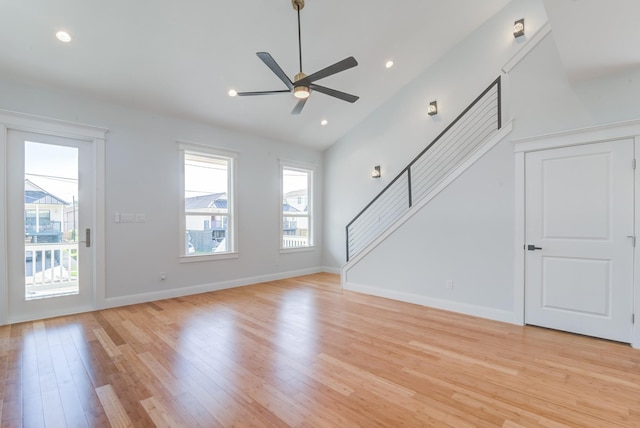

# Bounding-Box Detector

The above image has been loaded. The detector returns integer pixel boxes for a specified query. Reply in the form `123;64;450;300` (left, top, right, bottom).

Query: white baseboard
322;266;341;275
8;305;96;325
103;267;325;309
344;281;517;325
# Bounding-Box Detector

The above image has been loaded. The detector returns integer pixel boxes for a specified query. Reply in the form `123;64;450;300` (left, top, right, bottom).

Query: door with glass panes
7;130;95;322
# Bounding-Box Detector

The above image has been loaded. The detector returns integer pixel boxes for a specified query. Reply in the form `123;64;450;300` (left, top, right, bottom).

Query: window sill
280;246;316;254
179;252;239;263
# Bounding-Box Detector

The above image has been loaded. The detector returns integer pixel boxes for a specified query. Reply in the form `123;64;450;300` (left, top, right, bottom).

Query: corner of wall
0;124;7;325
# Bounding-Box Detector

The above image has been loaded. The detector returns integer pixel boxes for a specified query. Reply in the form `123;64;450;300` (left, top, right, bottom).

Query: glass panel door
24;141;79;299
7;130;94;322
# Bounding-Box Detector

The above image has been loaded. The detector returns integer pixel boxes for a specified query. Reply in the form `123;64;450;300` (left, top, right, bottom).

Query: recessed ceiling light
228;89;237;97
385;60;394;69
56;31;71;43
321;119;328;126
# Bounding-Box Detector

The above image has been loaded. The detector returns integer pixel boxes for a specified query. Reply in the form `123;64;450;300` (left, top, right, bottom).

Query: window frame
280;160;315;253
179;141;238;262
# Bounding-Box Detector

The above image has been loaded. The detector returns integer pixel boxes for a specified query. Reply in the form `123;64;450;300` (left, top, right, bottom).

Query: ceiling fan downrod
292;0;309;98
293;0;304;74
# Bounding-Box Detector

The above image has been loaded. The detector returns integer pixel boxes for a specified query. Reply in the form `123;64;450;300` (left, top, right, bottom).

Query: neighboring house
283;190;308;237
282;202;299;236
24;179;69;244
284;189;307;213
185;192;307;245
184;192;228;252
63;202;78;239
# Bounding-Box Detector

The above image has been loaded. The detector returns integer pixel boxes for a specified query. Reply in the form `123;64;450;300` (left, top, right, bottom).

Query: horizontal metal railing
346;77;502;262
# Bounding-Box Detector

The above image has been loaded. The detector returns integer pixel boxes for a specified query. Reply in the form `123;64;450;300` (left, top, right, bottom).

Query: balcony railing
25;221;62;235
25;243;78;299
283;236;309;248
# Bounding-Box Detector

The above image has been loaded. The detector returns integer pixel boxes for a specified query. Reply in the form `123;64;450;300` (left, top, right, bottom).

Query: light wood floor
1;273;639;427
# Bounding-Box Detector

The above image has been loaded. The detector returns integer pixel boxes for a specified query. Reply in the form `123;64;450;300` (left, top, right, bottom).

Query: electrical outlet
160;272;166;280
446;280;454;289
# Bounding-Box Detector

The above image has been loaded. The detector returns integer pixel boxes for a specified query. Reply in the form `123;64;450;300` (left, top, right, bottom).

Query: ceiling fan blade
291;98;308;115
236;89;291;96
309;84;359;103
256;52;294;90
297;56;358;86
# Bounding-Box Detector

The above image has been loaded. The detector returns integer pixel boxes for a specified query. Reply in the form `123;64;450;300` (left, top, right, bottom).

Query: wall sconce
371;165;381;178
513;18;525;38
427;100;438;116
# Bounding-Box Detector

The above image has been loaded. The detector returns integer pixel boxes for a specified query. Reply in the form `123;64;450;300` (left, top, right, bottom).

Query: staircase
345;77;509;264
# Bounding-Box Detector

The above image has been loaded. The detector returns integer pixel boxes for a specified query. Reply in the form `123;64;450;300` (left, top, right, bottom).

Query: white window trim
179;252;238;263
179;142;238;262
279;159;316;253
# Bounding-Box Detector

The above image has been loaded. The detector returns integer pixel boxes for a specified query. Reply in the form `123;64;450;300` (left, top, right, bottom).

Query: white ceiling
542;0;640;82
5;1;633;150
0;0;512;150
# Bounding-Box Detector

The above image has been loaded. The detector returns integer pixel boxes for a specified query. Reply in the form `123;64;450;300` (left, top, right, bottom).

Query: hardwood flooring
1;272;639;427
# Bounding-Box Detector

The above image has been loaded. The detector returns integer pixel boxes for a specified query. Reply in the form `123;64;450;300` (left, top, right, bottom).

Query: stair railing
346;77;502;262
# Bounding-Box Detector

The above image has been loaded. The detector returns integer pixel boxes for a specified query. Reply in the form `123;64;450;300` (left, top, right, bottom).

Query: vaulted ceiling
0;0;511;149
542;0;640;82
0;1;637;150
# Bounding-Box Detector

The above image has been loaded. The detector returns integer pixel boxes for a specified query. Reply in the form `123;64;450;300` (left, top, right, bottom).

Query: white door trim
513;118;640;348
0;109;108;325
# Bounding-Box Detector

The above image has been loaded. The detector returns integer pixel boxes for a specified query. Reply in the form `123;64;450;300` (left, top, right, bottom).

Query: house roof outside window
24;179;69;205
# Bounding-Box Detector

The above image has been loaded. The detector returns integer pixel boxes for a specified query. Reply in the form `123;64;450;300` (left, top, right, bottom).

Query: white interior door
525;139;634;342
7;130;95;322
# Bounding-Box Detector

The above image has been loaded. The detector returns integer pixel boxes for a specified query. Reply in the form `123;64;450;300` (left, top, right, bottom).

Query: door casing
0;109;107;325
8;131;95;321
524;139;633;342
514;119;640;349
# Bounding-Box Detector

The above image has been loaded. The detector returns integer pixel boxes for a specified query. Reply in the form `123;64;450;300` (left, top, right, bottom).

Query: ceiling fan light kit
236;0;359;114
293;72;310;99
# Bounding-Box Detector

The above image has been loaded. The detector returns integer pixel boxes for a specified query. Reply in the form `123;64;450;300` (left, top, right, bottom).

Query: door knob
527;244;542;251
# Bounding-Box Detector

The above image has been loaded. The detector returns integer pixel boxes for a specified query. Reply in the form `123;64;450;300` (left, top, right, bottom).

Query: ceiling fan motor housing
293;72;310;99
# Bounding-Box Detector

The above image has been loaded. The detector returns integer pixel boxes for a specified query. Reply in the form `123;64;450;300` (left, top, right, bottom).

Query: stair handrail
346;76;502;262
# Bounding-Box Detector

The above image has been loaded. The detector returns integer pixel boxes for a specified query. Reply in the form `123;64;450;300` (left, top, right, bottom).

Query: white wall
344;138;516;321
325;0;640;322
324;0;548;268
0;76;324;308
509;40;640;137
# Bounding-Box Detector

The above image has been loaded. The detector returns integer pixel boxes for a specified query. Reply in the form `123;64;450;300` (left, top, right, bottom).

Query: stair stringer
341;120;513;286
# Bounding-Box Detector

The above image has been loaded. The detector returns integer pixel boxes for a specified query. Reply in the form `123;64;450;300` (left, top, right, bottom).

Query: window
179;143;236;260
25;209;56;235
281;163;313;250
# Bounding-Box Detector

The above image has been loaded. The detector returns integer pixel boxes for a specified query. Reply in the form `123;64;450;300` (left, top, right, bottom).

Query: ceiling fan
236;0;359;115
